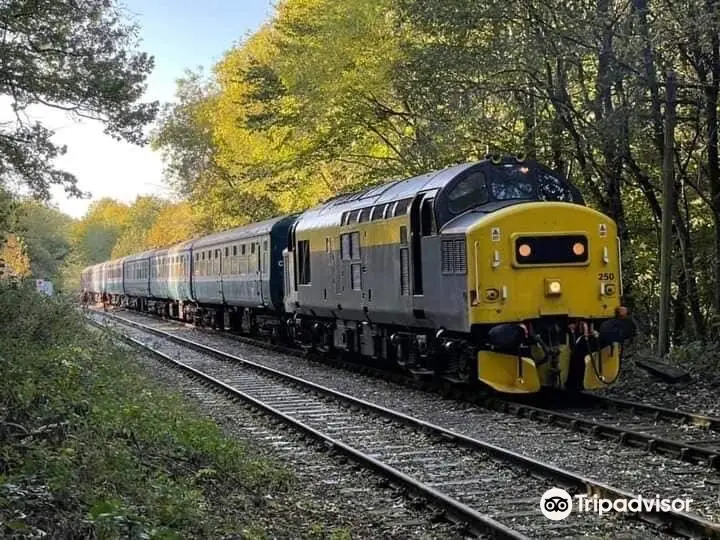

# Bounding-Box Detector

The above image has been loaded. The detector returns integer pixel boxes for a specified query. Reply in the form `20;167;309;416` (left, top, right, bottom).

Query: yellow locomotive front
430;157;634;394
466;201;632;393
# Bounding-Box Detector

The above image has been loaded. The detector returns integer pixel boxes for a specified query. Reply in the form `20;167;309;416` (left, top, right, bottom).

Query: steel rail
86;315;526;540
89;310;720;540
568;391;720;431
101;307;720;472
110;307;720;470
481;396;720;470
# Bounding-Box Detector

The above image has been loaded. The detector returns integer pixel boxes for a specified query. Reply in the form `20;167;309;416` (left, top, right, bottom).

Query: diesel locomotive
81;156;635;393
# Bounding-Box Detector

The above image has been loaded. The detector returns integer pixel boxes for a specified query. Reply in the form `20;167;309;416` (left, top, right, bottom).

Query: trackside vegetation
0;285;346;538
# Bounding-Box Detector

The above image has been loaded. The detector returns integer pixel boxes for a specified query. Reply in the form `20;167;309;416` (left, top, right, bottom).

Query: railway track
482;392;720;470
102;306;720;471
87;308;720;539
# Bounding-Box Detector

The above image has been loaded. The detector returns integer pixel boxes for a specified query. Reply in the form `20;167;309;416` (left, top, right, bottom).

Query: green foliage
13;199;73;281
150;0;720;348
0;285;297;537
110;196;169;257
0;0;158;200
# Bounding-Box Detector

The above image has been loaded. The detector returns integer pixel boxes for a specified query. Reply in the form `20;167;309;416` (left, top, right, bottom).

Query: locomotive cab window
447;172;488;215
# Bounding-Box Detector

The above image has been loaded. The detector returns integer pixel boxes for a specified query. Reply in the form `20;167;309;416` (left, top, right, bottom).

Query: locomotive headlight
518;243;532;257
545;279;562;296
572;242;585;256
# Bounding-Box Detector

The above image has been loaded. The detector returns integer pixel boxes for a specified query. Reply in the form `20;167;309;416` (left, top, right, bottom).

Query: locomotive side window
447;172;488;215
297;239;311;285
370;204;385;221
393;198;411;217
421;197;437;236
358;208;371;223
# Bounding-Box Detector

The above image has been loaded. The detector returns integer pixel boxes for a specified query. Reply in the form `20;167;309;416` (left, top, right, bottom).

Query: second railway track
88;309;720;539
107;305;720;471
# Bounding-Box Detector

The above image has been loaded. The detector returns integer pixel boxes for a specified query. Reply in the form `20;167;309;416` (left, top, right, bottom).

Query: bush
0;283;296;538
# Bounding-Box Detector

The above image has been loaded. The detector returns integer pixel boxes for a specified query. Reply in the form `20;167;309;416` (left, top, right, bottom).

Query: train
81;155;635;394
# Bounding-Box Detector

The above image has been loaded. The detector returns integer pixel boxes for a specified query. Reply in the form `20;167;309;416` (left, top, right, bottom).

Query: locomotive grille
400;247;410;295
441;239;467;274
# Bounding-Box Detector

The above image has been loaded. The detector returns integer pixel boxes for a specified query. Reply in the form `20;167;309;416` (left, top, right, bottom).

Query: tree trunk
706;0;720;318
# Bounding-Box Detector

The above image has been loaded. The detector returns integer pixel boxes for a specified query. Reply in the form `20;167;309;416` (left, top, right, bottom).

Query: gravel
104;309;720;528
592;348;720;418
113;340;473;539
92;310;720;538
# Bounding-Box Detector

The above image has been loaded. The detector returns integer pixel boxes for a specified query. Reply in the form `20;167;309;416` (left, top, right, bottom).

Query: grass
0;284;347;538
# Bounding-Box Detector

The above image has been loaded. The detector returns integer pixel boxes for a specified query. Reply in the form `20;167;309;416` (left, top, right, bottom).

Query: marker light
545;279;562;296
518;244;532;257
572;242;585;256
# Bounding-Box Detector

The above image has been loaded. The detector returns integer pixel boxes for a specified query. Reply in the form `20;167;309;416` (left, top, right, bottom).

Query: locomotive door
408;190;438;297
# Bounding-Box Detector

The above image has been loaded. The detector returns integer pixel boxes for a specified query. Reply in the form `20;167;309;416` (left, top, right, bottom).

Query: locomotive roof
296;161;477;230
191;214;295;249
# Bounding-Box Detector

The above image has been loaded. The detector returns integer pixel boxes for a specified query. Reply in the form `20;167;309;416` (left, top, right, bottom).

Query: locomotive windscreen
444;163;582;218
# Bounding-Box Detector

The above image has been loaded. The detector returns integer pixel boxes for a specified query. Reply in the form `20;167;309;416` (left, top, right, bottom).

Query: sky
42;0;276;219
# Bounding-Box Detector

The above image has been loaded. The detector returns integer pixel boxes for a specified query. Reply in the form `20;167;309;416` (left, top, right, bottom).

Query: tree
111;195;168;257
70;198;129;264
14;199;73;280
0;0;158;201
0;233;31;278
145;202;197;248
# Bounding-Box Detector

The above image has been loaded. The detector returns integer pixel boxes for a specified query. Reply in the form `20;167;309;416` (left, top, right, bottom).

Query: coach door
254;240;263;303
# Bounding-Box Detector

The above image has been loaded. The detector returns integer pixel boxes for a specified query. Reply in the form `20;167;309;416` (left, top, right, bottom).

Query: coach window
370;204;385;221
358;207;371;223
297;239;311;284
225;247;229;257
